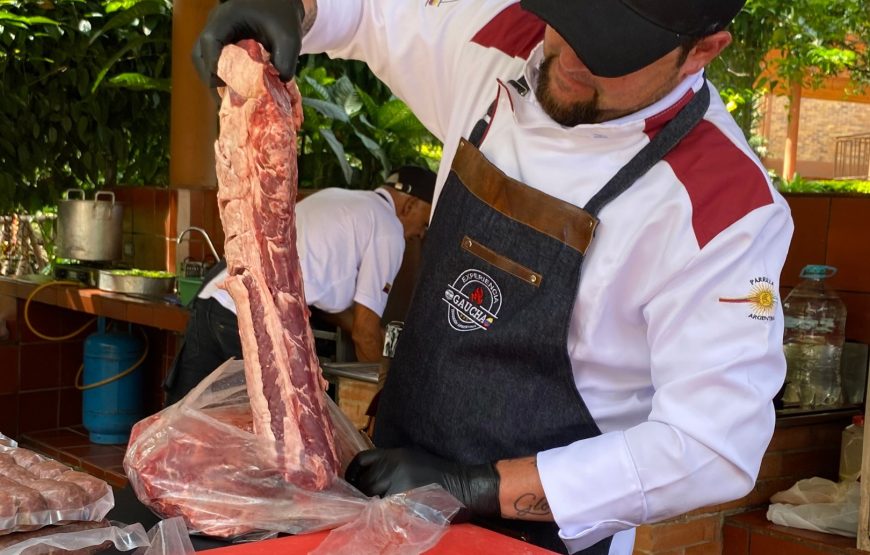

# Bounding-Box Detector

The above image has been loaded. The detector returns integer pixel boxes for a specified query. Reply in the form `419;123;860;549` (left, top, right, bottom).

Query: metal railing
834;133;870;179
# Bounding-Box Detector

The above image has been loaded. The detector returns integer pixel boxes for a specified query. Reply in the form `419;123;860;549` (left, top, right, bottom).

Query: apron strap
583;81;711;217
468;77;531;148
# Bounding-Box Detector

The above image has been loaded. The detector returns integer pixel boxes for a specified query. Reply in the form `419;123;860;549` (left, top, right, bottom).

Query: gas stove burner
53;262;124;287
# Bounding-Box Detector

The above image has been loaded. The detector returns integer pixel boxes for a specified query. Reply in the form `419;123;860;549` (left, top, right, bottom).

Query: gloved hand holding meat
124;40;460;549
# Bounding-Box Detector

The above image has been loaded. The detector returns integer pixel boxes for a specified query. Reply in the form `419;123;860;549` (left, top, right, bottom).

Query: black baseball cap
386;166;437;204
520;0;745;77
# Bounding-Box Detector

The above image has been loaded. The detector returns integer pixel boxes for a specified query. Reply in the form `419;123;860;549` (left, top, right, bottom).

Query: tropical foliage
709;0;870;137
0;1;441;213
777;174;870;194
295;55;441;190
0;0;172;213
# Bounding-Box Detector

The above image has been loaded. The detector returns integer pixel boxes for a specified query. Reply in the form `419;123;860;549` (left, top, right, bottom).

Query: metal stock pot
56;189;124;262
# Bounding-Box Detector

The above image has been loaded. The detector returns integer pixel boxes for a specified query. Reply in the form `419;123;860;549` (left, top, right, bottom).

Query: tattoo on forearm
513;493;551;517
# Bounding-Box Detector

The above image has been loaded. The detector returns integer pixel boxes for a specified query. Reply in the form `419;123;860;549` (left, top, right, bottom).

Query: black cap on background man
520;0;746;77
385;166;436;205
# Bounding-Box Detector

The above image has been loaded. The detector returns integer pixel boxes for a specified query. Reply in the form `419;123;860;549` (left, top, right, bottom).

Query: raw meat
0;491;16;520
9;448;43;469
214;39;338;488
28;480;87;511
124;361;369;539
0;476;48;525
58;472;111;506
0;462;37;484
29;460;72;480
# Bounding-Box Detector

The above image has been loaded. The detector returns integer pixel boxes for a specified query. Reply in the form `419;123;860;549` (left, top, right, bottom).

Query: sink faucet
177;226;221;261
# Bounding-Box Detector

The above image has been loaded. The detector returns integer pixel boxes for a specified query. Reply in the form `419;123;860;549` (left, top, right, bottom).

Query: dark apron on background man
374;79;710;554
162;259;243;406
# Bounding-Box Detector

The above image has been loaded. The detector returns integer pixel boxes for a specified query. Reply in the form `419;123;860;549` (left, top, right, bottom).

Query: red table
207;523;556;554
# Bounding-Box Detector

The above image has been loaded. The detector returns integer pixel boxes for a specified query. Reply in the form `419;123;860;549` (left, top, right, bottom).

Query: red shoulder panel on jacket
661;120;774;249
471;4;546;59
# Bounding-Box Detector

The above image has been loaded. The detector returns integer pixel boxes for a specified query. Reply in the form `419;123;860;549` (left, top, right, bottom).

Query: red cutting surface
206;523;556;554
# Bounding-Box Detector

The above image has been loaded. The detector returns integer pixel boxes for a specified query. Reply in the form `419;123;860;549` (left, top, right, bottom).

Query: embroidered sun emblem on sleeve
719;277;778;321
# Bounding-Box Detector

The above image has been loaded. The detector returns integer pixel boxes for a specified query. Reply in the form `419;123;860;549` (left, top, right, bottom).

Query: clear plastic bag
0;520;149;554
311;485;462;555
0;431;17;448
133;517;195;555
767;477;859;537
0;444;114;535
124;359;371;540
0;517;195;555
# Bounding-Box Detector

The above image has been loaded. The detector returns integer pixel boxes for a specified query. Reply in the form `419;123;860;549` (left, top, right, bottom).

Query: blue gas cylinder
82;320;145;445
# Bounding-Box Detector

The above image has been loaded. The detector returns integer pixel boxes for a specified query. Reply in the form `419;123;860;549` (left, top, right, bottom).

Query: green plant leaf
105;72;170;92
319;127;353;184
302;97;350;122
301;74;330;100
90;35;146;92
354;130;389;173
88;0;166;45
332;75;362;116
0;12;60;26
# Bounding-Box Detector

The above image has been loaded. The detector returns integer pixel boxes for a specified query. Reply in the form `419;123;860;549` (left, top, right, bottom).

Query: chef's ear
398;194;415;216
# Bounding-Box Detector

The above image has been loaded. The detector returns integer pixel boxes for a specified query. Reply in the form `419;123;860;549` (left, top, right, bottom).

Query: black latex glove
192;0;305;86
345;448;501;522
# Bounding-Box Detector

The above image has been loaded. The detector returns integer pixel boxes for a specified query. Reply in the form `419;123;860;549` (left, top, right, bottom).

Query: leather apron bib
375;81;710;554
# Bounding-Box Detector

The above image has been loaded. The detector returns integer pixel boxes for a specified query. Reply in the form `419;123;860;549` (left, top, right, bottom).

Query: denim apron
374;80;710;554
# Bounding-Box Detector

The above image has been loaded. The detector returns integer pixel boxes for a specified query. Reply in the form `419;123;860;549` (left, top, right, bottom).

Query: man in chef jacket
163;166;435;406
191;1;794;553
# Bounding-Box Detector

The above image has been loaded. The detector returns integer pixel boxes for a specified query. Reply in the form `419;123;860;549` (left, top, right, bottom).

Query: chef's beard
535;55;601;126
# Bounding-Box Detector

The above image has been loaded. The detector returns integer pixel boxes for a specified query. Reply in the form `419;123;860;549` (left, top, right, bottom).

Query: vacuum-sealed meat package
0;443;113;536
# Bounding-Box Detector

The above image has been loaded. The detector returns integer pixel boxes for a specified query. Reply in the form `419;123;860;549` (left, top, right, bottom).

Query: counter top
0;275;189;332
105;485;556;554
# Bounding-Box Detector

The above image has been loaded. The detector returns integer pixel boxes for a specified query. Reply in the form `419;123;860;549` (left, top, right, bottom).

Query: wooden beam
782;81;802;181
169;0;219;190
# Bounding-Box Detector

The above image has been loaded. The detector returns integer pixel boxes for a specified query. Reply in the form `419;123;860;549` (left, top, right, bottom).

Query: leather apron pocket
461;235;542;287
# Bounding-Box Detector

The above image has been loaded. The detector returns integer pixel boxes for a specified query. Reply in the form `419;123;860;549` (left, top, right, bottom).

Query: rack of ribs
214;39;339;489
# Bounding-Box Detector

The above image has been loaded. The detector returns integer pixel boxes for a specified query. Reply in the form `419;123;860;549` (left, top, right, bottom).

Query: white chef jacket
199;187;405;318
302;1;794;553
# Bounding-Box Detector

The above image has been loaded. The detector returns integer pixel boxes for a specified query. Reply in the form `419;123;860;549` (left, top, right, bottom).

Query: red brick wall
633;416;849;555
0;298;179;439
759;96;870;179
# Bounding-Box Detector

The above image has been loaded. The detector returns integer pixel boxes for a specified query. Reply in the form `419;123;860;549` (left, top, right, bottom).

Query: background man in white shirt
163;166;435;405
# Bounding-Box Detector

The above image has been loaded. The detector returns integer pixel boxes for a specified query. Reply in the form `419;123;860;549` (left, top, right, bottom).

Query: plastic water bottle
839;415;864;481
781;265;847;409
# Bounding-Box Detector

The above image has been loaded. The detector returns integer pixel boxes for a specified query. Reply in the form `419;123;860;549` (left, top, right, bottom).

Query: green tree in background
296;55;442;190
0;1;441;212
0;0;172;213
709;0;870;139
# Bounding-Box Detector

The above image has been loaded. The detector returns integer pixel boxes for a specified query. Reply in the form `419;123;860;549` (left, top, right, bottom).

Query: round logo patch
442;269;502;332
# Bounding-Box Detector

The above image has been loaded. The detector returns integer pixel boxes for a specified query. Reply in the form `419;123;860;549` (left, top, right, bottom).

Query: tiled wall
0;297;180;440
781;194;870;345
0;300;91;437
0;293;182;441
110;186;224;273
